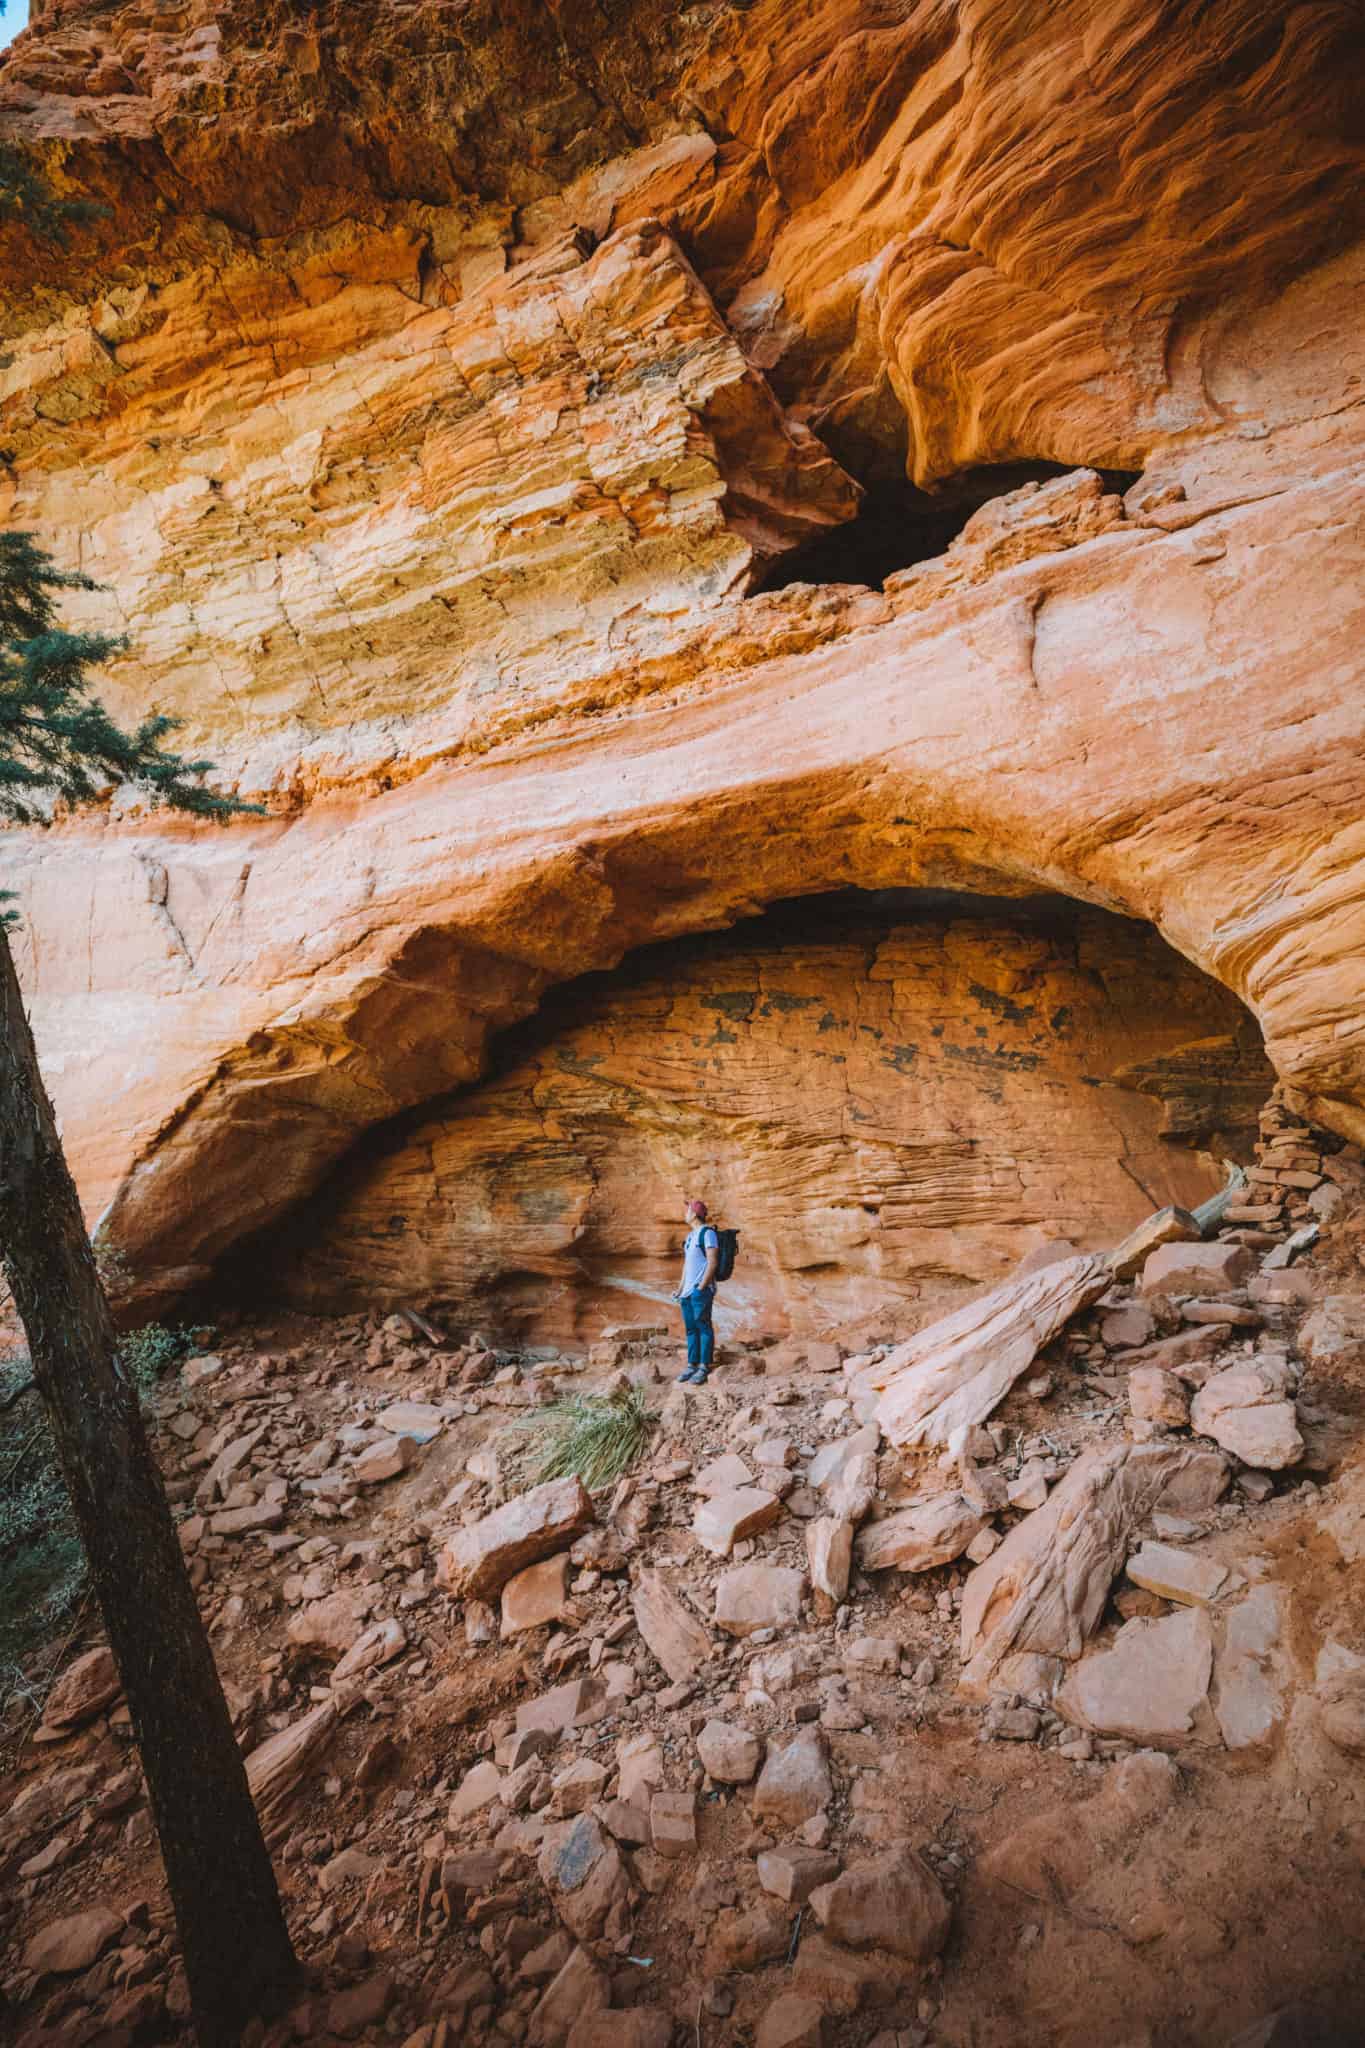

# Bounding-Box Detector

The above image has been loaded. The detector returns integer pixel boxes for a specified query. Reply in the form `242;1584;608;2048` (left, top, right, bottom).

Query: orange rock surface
0;1;1362;1322
266;899;1265;1343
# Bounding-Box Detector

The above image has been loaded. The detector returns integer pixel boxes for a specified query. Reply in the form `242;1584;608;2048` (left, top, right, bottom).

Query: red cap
687;1199;708;1220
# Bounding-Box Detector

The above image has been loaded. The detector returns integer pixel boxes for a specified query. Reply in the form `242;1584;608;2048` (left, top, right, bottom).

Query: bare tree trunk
0;926;297;2046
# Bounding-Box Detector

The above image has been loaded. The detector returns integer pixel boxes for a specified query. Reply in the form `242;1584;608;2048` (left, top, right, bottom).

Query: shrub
514;1384;655;1492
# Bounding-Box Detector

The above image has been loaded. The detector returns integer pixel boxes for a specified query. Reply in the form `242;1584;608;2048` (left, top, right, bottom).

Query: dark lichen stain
880;1043;920;1073
761;991;818;1014
701;991;757;1022
968;980;1037;1024
944;1043;1044;1073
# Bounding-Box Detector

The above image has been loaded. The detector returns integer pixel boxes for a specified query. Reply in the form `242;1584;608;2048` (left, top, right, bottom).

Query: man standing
673;1198;719;1385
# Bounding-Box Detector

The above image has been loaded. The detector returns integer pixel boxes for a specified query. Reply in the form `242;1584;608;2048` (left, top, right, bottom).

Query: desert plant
515;1383;655;1492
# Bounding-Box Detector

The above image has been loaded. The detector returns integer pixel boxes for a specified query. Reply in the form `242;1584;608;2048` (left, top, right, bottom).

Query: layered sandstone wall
264;898;1267;1344
0;1;1362;1323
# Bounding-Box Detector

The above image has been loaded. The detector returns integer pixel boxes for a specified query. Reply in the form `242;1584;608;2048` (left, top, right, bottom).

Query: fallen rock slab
808;1842;950;1964
1213;1584;1289;1750
806;1515;853;1612
757;1844;842;1903
714;1563;805;1637
23;1906;123;1978
440;1476;595;1598
863;1254;1110;1450
1106;1205;1202;1281
1128;1364;1191;1427
959;1440;1229;1697
1126;1542;1228;1606
855;1493;982;1574
1056;1606;1214;1744
631;1567;715;1682
697;1719;763;1783
752;1725;833;1828
1139;1239;1254;1296
38;1647;122;1732
693;1485;783;1557
538;1815;632;1942
1191;1362;1304;1470
501;1553;572;1638
756;1994;828;2048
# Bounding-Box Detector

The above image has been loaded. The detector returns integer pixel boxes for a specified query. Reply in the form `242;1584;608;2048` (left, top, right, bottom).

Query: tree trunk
0;925;297;2045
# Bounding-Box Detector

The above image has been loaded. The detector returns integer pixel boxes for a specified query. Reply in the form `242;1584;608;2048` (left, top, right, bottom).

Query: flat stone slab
714;1563;805;1637
440;1476;596;1597
1057;1606;1214;1744
1126;1541;1228;1606
692;1486;782;1558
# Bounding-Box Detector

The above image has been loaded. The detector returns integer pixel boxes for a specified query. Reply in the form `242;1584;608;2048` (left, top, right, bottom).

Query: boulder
693;1486;783;1557
1298;1296;1365;1372
752;1726;833;1828
714;1563;805;1637
854;1493;982;1573
1128;1365;1191;1428
1100;1302;1156;1349
807;1843;950;1964
1126;1542;1227;1606
538;1815;632;1942
959;1440;1229;1697
705;1900;792;1972
439;1477;596;1598
697;1719;763;1783
1056;1606;1214;1744
352;1434;419;1484
1106;1206;1202;1281
757;1844;842;1904
631;1568;715;1682
549;1758;609;1818
39;1647;122;1731
23;1906;123;1978
1317;1676;1365;1757
756;1994;827;2048
861;1254;1111;1449
1139;1240;1253;1297
501;1553;572;1637
649;1787;697;1857
806;1516;853;1612
1191;1363;1304;1469
449;1760;503;1820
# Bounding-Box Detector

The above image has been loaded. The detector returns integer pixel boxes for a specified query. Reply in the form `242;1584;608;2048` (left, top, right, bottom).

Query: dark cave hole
761;461;1143;593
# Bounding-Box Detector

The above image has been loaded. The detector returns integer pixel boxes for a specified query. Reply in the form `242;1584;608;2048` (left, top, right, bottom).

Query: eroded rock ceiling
2;0;1363;1317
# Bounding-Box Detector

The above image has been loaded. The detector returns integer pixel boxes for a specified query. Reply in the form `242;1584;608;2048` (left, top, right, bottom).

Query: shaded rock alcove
257;893;1271;1346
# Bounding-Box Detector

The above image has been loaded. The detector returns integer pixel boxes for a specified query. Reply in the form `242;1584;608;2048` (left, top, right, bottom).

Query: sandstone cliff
1;0;1362;1326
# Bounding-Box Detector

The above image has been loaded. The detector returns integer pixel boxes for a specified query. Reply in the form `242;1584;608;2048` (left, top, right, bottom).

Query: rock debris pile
2;1094;1365;2044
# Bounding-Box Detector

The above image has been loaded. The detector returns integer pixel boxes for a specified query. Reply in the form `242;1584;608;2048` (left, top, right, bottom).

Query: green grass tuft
515;1384;655;1493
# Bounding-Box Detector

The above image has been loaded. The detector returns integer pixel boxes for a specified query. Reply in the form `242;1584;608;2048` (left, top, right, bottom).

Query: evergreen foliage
0;6;103;245
0;530;261;827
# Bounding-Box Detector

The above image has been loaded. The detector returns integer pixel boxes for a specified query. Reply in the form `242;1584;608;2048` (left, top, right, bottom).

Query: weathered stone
705;1900;792;1973
449;1760;503;1821
1317;1676;1365;1757
1213;1584;1289;1750
1191;1363;1304;1469
332;1615;406;1683
39;1647;122;1731
286;1587;375;1659
692;1452;755;1496
549;1757;609;1819
1056;1607;1214;1744
23;1906;123;1978
756;1993;827;2048
1298;1296;1365;1372
567;2013;674;2048
752;1726;833;1828
806;1516;853;1612
517;1676;608;1734
693;1486;783;1558
327;1973;396;2038
807;1844;951;1964
440;1477;595;1598
501;1553;572;1638
1139;1240;1254;1297
352;1434;419;1484
714;1563;805;1637
649;1787;697;1858
757;1844;842;1904
538;1815;632;1942
1128;1365;1191;1428
697;1719;763;1783
528;1944;609;2048
854;1493;982;1573
1106;1207;1202;1282
631;1568;715;1683
1126;1542;1227;1607
959;1440;1229;1697
863;1255;1112;1449
1100;1302;1157;1349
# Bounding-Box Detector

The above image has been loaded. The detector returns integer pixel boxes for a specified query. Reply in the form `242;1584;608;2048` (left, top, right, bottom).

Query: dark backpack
714;1227;739;1283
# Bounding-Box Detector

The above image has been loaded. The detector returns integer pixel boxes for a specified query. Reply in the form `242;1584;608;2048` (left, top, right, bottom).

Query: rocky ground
3;1093;1365;2048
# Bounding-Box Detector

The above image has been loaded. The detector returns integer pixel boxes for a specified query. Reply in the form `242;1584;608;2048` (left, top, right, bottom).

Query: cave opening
243;888;1272;1351
759;462;1143;592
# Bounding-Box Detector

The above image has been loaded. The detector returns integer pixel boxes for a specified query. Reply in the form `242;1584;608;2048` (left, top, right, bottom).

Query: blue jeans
680;1287;715;1368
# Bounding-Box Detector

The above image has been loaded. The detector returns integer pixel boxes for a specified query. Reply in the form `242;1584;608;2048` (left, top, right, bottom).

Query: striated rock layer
265;897;1264;1344
0;1;1362;1318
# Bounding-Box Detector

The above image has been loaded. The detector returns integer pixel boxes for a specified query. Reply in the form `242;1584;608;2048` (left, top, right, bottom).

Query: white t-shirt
681;1225;718;1294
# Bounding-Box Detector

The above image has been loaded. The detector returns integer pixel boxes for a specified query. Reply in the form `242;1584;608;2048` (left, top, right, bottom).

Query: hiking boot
690;1367;710;1386
676;1365;700;1383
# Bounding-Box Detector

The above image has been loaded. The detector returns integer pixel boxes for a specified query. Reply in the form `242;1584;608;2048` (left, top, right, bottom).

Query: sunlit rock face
1;0;1362;1318
262;897;1269;1344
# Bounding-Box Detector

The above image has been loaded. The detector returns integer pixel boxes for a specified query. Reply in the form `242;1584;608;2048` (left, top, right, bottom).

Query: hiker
673;1197;719;1385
